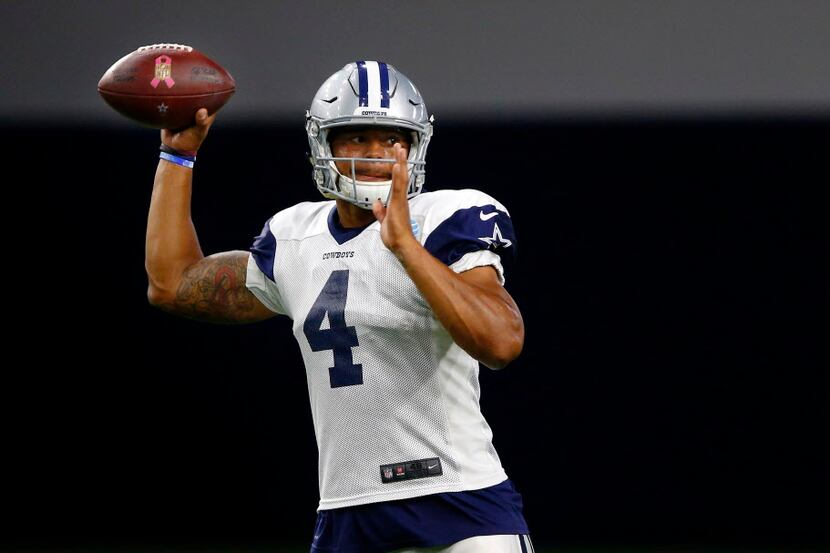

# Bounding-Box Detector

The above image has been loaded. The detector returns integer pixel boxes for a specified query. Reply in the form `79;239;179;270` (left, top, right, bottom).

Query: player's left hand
372;143;418;257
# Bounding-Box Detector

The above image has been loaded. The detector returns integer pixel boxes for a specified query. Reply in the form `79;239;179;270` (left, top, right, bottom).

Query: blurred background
3;2;827;552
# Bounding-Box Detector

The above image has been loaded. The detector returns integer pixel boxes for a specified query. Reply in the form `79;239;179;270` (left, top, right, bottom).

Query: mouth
334;160;395;182
353;174;391;182
350;165;393;181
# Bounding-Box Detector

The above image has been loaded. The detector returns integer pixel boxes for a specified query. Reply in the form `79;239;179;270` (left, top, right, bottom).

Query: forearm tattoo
157;251;262;324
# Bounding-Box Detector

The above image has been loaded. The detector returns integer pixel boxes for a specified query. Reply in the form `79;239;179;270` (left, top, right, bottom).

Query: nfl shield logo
383;468;393;480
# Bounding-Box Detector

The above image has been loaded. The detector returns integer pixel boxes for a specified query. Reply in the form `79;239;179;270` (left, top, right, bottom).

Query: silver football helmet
306;61;434;209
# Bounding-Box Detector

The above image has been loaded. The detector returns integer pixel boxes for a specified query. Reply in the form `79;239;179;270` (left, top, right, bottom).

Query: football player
146;61;534;553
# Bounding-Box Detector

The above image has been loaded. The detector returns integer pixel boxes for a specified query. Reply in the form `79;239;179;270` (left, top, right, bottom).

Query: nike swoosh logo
427;463;438;469
480;211;498;221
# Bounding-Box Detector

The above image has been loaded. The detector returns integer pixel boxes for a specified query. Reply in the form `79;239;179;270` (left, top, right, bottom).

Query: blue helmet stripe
356;60;369;107
378;62;390;108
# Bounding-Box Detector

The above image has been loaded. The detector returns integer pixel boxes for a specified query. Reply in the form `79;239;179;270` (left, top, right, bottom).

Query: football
98;44;235;130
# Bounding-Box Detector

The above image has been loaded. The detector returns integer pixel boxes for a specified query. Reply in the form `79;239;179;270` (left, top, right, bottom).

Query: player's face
329;127;411;181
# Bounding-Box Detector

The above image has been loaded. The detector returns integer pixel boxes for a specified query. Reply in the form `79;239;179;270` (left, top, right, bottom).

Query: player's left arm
372;144;524;369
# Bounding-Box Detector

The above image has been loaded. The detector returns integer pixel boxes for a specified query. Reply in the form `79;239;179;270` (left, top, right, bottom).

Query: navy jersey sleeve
423;203;517;275
245;216;286;314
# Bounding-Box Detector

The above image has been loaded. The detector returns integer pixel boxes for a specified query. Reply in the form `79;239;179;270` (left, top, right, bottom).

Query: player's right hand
161;108;216;154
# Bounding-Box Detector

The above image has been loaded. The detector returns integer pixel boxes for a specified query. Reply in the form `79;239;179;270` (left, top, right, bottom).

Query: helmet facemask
308;122;430;209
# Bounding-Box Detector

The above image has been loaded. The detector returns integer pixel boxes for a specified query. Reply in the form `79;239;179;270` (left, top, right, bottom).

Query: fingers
195;108;208;127
196;108;216;129
372;199;386;222
390;143;408;204
195;108;217;138
160;108;215;152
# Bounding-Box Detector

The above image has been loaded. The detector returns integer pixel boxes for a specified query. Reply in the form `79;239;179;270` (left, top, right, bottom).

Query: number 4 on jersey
303;270;363;388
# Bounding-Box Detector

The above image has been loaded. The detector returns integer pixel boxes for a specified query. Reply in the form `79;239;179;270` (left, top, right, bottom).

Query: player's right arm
145;108;276;324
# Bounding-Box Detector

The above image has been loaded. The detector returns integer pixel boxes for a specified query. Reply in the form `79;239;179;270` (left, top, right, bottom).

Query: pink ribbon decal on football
150;55;175;88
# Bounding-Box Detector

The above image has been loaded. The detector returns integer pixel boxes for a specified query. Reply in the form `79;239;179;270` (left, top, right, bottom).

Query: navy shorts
310;479;530;553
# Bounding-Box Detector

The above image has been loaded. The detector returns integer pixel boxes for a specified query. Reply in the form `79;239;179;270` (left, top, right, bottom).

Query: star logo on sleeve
478;222;513;249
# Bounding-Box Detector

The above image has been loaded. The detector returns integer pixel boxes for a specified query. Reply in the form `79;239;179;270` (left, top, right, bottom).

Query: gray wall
3;1;830;124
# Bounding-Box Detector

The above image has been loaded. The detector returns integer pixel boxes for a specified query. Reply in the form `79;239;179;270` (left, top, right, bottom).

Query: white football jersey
245;189;518;510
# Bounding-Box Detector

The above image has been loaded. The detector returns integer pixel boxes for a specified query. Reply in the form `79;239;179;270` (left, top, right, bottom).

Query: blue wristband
160;151;195;168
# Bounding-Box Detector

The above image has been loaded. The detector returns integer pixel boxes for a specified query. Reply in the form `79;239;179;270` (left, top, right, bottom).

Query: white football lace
137;44;193;52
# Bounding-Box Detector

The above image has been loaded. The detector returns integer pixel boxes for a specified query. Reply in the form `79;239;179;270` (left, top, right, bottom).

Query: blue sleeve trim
424;205;517;268
249;217;276;282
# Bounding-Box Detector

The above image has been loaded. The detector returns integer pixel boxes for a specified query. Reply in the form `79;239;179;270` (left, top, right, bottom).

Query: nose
364;138;387;159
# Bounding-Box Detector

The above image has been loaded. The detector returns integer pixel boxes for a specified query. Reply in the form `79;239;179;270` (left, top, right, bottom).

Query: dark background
6;117;827;551
3;1;829;551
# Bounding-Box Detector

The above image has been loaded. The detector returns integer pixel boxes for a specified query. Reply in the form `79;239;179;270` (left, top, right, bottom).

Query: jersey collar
327;206;376;245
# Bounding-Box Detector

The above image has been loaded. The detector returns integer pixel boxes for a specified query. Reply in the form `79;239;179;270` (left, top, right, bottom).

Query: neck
335;199;376;228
